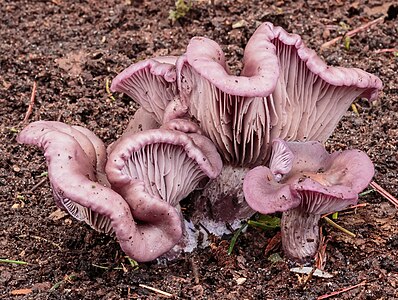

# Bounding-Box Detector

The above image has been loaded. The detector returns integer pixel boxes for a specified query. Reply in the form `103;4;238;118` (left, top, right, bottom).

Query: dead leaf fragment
49;208;68;221
55;50;87;77
232;20;247;29
290;267;334;279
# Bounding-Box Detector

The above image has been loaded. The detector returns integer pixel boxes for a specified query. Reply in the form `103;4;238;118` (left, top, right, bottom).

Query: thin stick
22;81;37;123
18;234;62;250
321;203;367;218
374;48;398;54
299;266;317;290
323;217;356;237
190;258;200;284
317;281;366;300
29;177;48;193
321;16;384;50
370;181;398;207
138;284;173;298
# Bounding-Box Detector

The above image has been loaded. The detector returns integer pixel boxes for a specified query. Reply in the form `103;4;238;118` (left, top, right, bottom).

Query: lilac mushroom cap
177;22;382;167
106;121;223;254
243;138;374;261
106;120;223;209
110;57;180;124
17;121;185;262
17;121;113;233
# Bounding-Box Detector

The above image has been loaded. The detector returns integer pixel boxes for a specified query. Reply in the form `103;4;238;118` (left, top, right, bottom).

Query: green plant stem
323;216;356;237
228;223;248;255
0;258;28;265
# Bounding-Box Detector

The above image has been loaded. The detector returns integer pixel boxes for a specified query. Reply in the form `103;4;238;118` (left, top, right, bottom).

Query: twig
370;181;398;208
57;111;63;122
323;217;356;237
374;48;398;54
22;81;37;123
190;257;200;284
299;266;317;290
321;16;384;50
18;234;62;250
317;280;366;300
138;284;173;298
29;177;48;193
321;203;367;219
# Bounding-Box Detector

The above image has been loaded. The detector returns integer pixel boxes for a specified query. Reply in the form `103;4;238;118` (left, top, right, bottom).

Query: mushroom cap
106;122;223;207
243;139;374;215
177;22;382;166
18;121;184;262
17;121;113;233
111;57;178;124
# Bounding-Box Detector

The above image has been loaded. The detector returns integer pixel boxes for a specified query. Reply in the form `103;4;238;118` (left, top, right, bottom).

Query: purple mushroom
243;139;374;261
177;22;382;166
18;119;222;261
111;56;186;125
174;21;382;223
106;119;222;211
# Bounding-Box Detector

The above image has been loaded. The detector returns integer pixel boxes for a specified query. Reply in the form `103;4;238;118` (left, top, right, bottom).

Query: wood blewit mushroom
174;21;382;223
243;139;374;262
17;119;222;262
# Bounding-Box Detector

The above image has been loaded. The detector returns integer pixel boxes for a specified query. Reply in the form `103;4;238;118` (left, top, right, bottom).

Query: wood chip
10;288;32;295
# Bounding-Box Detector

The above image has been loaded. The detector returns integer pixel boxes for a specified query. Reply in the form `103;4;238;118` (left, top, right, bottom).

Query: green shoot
247;215;280;230
16;194;25;201
359;189;375;197
126;257;139;270
227;223;248;255
169;0;191;23
228;214;280;255
0;258;29;265
344;36;351;51
268;253;283;263
331;212;339;220
339;21;350;31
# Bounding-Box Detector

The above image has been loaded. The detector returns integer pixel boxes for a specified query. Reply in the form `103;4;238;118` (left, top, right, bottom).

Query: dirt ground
1;0;397;299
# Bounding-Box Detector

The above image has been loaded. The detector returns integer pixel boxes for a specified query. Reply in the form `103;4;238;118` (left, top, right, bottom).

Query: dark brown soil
1;0;397;299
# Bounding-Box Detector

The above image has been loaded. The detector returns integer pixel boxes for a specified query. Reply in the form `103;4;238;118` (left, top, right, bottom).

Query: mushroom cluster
18;22;382;262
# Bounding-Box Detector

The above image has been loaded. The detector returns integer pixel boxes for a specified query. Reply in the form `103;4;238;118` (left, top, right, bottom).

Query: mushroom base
281;208;320;262
192;165;255;224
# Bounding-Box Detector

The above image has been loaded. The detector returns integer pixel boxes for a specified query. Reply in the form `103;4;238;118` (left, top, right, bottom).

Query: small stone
236;277;246;285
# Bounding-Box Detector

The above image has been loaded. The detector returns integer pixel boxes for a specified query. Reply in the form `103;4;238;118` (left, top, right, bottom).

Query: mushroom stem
193;165;255;223
281;208;320;262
